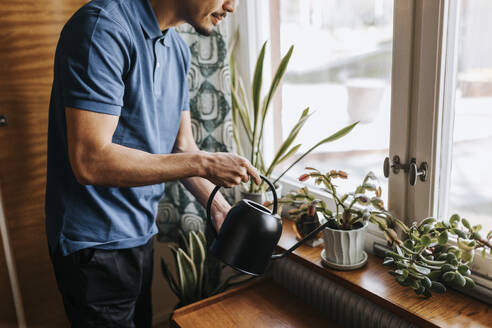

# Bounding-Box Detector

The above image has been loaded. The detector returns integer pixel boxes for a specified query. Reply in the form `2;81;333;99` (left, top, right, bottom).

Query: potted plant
382;214;492;298
295;167;400;269
161;230;254;308
278;187;325;247
229;38;357;202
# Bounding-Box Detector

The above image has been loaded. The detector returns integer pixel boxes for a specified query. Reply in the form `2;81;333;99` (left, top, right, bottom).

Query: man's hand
200;152;261;188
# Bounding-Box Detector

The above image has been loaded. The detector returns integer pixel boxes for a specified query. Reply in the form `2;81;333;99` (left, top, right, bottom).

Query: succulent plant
281;167;492;298
161;230;254;307
383;214;492;298
285;167;401;233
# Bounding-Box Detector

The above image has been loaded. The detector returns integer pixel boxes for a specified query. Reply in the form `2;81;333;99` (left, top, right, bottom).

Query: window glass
277;0;394;200
445;1;492;232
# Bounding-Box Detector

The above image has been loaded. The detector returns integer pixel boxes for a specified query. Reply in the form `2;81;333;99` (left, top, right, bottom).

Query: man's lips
211;12;226;25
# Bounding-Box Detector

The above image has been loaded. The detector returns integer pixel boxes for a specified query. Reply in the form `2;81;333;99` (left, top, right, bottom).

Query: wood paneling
278;220;492;328
171;279;340;328
0;1;86;326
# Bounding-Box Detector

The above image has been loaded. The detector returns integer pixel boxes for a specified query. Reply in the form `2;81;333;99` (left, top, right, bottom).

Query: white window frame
231;0;492;288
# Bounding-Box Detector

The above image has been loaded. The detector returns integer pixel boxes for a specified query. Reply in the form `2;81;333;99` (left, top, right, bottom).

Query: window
272;0;394;203
231;0;492;283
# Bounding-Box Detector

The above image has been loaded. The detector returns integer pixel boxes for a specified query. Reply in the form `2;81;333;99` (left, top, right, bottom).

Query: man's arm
65;108;260;193
172;111;259;230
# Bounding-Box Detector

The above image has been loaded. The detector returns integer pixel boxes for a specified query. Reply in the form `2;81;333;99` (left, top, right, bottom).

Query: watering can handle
206;175;278;238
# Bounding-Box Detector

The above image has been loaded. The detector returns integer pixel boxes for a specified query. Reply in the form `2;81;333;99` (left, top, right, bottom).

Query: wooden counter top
171;279;340;328
277;220;491;328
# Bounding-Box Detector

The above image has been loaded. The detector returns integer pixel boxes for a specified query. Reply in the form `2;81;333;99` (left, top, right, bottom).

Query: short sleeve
180;39;191;112
59;11;132;116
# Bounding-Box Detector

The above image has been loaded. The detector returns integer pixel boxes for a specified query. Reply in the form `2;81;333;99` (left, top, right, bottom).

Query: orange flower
337;170;348;179
298;173;310;182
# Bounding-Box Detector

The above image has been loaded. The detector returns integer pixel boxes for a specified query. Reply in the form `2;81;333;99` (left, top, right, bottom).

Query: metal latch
384;155;427;186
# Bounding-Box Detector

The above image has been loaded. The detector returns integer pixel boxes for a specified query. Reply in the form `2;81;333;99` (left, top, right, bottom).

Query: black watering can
206;175;332;276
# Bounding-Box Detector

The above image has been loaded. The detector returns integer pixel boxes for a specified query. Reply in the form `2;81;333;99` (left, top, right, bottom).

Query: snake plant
229;34;358;193
161;230;254;307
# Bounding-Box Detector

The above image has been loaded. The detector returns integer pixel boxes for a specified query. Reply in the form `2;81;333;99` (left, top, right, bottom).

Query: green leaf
176;249;198;303
472;232;481;240
442;271;456;283
458;264;470;276
430;281;446;293
273;122;359;184
441;263;456;273
464;276;476;288
252;41;267;125
189;231;206;296
383;257;395;266
261;45;294;123
452;229;468;239
418;254;446;266
453;272;466;288
197;231;207;246
231;89;253;140
265;108;311;176
422;276;432;289
421;235;432;247
412;263;431;275
472;224;482;232
161;257;180;299
428;270;441;281
438;230;448;245
386;251;404;260
178;230;190;253
461;250;475;262
419;217;436;227
276;144;301;165
462;218;471;230
449;214;460;227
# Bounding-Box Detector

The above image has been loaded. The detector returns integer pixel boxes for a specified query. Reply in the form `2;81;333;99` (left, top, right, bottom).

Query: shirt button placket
153;38;163;97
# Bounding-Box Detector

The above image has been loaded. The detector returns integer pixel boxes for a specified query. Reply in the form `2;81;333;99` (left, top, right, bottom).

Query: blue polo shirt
45;0;190;256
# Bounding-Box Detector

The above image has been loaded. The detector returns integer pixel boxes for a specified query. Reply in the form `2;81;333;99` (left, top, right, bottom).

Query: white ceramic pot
322;221;368;265
346;78;385;124
239;184;282;206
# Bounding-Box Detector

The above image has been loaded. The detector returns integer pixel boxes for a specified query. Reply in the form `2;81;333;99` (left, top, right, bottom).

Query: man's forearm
74;142;208;187
180;176;231;230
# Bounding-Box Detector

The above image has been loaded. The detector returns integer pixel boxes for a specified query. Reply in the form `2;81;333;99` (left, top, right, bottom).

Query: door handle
0;114;7;127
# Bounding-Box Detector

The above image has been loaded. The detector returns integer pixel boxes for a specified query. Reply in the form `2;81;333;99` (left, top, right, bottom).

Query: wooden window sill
277;219;491;328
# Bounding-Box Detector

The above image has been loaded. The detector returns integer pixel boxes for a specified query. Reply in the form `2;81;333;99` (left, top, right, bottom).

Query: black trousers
49;238;154;328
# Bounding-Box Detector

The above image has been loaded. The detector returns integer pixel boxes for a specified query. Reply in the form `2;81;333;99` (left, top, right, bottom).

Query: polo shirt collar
134;0;164;40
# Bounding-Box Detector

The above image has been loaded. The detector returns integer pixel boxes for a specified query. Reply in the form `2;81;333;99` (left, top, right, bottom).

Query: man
45;0;259;326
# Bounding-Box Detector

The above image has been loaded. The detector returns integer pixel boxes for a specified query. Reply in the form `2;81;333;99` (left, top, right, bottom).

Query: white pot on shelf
322;221;368;266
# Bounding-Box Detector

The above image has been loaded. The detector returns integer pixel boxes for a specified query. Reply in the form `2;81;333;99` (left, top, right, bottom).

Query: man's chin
191;23;213;36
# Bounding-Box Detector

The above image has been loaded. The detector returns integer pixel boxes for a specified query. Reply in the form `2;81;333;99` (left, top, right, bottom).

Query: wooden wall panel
0;0;87;326
0;232;17;327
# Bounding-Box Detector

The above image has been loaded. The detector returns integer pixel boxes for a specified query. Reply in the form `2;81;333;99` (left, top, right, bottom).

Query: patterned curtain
156;24;235;243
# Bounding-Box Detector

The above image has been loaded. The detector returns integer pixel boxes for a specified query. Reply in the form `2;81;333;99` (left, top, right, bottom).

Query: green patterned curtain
156;24;235;243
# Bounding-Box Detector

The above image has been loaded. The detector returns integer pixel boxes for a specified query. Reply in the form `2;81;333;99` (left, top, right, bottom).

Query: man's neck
149;0;185;31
